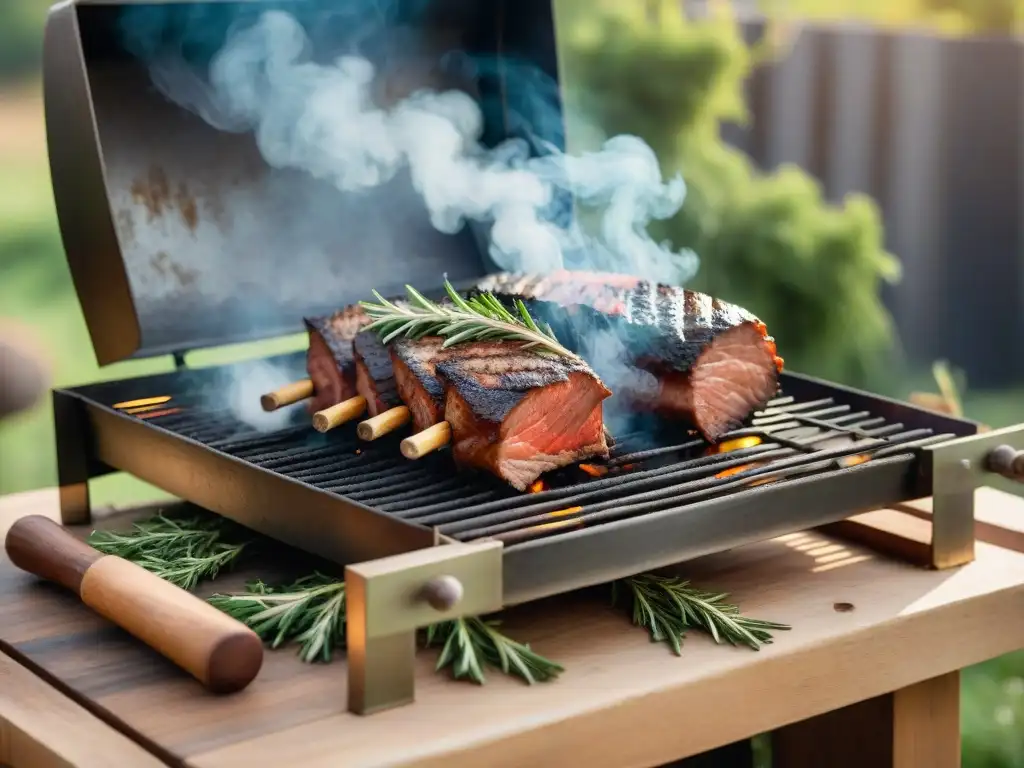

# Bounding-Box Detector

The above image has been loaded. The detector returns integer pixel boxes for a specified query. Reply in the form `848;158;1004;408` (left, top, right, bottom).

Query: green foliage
558;1;900;385
0;0;46;83
759;0;1024;35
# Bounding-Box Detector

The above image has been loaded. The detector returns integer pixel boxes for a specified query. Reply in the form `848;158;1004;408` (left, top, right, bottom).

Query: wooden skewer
401;421;452;460
312;396;367;433
356;406;411;441
260;379;314;412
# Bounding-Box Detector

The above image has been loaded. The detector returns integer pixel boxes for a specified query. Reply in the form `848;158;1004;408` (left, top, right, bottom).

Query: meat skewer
390;275;782;461
261;379;315;412
352;330;413;440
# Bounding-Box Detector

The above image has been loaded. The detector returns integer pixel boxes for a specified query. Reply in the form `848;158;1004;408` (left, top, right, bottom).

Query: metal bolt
421;575;464;612
987;445;1024;482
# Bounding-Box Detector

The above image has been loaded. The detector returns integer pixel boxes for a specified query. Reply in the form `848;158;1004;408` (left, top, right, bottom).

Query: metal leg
346;573;417;716
344;540;503;716
929;487;975;569
53;391;93;526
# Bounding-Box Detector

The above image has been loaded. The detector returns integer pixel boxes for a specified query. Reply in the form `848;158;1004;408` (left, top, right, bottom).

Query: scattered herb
426;617;565;685
88;510;790;684
208;573;346;663
614;573;790;654
88;513;247;590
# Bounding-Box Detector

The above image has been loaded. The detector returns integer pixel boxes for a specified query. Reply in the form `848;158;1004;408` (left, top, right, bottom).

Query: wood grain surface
3;487;1024;768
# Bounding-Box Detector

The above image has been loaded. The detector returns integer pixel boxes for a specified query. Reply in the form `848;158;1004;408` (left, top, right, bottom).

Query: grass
2;79;1024;765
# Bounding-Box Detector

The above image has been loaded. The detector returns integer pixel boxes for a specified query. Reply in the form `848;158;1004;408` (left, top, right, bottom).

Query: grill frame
54;353;980;606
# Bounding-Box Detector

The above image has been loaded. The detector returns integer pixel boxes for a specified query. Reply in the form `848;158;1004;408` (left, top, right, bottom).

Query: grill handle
986;445;1024;483
5;515;264;694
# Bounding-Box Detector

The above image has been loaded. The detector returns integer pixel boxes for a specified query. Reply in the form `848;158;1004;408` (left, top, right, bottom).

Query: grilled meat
304;306;369;413
474;271;783;442
353;330;403;417
434;342;612;491
390;336;448;432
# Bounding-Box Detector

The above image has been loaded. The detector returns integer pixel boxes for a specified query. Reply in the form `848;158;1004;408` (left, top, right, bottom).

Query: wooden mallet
5;515;264;694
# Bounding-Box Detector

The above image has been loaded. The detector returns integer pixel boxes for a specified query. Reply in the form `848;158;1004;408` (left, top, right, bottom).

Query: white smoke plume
147;10;699;282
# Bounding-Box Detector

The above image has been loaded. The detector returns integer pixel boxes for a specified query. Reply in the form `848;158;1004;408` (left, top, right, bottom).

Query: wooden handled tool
5;515;264;694
312;395;367;433
357;406;411;441
261;379;314;412
401;421;452;459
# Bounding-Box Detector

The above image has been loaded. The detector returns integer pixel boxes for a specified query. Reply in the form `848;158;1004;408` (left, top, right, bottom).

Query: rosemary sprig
88;514;247;590
360;280;580;361
615;574;790;654
207;573;346;663
425;617;565;685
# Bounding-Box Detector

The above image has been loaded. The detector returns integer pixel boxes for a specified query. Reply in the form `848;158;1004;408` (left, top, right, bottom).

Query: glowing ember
709;436;762;455
528;480;546;494
715;463;758;479
113;395;171;410
549;506;583;518
523;506;585;536
124;403;172;414
579;464;608;478
135;408;182;420
839;454;871;467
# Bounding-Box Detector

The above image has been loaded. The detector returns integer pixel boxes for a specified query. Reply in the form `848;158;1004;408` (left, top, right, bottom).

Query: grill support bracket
923;424;1024;568
345;539;503;715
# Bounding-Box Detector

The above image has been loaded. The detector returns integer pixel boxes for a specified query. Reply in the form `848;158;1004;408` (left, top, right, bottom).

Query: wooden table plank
0;649;165;768
4;488;1024;768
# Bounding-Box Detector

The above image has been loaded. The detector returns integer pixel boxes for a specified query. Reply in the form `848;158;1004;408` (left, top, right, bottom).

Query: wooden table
3;487;1024;768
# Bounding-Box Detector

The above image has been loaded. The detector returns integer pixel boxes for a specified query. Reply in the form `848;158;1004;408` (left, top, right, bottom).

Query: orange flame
136;408;182;420
708;436;762;455
524;506;585;535
579;464;608;478
528;480;546;494
114;395;171;410
840;454;871;467
715;463;758;479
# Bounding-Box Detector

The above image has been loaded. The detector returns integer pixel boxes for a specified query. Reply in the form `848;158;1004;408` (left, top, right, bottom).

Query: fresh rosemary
615;574;790;654
87;513;248;591
208;573;346;663
426;617;565;685
360;280;581;361
87;511;790;685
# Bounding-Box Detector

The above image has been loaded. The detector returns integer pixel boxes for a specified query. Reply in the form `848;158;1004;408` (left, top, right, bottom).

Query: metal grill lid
44;0;564;364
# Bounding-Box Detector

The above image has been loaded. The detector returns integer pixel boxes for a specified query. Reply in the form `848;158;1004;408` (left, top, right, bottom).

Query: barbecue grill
44;0;1024;716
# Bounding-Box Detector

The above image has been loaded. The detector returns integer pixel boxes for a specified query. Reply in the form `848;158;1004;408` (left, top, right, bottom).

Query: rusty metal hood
43;0;563;364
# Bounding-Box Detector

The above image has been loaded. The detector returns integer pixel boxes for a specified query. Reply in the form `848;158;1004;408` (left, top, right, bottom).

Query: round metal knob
420;575;464;612
986;445;1024;482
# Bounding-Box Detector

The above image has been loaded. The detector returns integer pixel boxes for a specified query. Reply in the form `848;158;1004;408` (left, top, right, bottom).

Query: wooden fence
724;21;1024;389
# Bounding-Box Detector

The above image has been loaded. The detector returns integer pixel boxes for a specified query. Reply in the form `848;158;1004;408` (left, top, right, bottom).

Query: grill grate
121;392;959;548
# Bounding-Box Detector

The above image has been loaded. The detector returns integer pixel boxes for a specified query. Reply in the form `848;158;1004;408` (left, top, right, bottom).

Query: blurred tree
556;0;901;386
0;0;46;82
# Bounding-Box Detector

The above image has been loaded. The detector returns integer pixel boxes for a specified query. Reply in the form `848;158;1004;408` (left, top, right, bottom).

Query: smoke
215;357;296;432
123;6;700;430
141;10;698;281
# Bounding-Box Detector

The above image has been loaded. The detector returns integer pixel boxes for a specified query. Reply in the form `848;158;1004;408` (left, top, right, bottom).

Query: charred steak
353;329;403;417
434;342;612;491
304;306;369;414
474;271;782;442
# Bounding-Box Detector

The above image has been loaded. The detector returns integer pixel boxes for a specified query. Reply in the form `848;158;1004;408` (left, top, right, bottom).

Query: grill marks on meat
390;337;447;432
475;271;782;442
304;307;369;413
434;343;612;491
353;330;402;417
